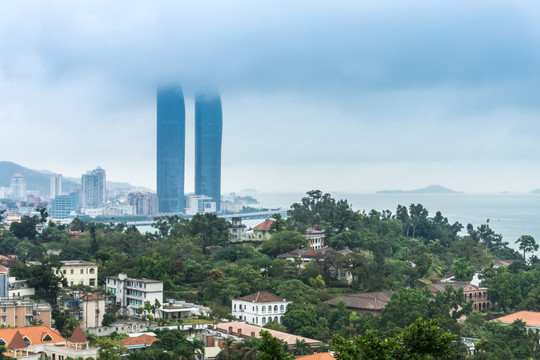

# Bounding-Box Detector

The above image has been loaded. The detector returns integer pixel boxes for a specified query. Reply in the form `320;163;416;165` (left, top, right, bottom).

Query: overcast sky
1;0;540;194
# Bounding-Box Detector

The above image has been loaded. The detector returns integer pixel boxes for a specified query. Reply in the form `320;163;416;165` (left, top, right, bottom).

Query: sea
245;192;540;251
137;192;540;252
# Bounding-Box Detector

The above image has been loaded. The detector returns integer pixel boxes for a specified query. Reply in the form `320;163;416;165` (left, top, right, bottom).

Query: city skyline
2;1;540;193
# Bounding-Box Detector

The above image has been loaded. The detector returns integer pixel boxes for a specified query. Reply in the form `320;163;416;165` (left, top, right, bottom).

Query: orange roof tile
120;334;158;347
297;353;336;360
213;322;321;346
0;325;66;347
7;331;27;349
80;293;104;301
253;219;274;231
69;326;87;343
493;311;540;327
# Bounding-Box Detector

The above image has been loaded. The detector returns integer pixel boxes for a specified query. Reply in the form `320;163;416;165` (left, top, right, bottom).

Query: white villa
231;291;291;326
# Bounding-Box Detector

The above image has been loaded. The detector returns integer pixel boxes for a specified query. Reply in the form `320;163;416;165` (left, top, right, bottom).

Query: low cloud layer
1;1;540;193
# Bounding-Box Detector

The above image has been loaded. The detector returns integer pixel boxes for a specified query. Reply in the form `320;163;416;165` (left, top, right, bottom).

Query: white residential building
56;260;98;288
232;291;291;326
106;273;163;317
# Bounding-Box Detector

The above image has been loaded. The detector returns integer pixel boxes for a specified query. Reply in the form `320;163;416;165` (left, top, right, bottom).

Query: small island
377;184;459;194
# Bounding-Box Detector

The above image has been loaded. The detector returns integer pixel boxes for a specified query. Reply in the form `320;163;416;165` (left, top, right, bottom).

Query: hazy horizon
2;1;540;194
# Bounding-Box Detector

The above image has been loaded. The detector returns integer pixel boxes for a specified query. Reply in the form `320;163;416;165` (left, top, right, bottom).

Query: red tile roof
212;322;321;346
120;334;158;347
0;326;66;347
69;326;88;343
80;293;104;301
297;353;336;360
7;331;27;349
494;311;540;327
253;219;274;231
236;291;285;303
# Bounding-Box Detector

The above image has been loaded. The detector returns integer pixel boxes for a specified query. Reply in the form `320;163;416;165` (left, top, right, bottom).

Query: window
0;339;5;346
23;336;31;346
80;269;84;274
1;308;5;313
42;334;53;342
63;270;66;274
0;317;6;325
90;268;95;274
280;305;284;311
70;269;74;274
90;279;95;287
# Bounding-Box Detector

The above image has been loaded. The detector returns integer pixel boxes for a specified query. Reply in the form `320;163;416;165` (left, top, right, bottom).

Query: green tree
516;235;538;263
261;231;307;257
96;337;127;359
257;330;294;360
452;258;475;282
102;313;118;327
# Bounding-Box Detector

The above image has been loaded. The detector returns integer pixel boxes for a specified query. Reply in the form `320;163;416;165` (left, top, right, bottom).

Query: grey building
81;167;106;208
157;86;185;213
195;92;222;211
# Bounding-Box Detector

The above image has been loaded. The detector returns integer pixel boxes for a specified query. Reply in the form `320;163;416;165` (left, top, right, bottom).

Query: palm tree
294;339;310;356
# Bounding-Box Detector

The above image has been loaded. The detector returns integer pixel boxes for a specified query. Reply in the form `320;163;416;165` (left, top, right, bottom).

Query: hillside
377;185;459;194
0;161;79;196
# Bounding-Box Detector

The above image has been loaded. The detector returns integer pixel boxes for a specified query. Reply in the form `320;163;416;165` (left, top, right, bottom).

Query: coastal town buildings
232;291;290;326
56;260;98;288
106;273;163;317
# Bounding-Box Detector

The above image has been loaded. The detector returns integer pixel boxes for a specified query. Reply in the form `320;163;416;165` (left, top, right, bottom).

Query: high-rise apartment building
50;173;62;198
9;173;26;201
157;86;185;213
81;167;106;208
195;92;222;211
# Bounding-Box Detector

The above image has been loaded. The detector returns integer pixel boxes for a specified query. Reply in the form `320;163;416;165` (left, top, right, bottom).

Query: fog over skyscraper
195;92;222;211
157;86;185;213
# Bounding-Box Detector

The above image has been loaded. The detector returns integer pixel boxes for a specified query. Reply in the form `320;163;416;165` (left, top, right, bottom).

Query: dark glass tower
157;86;185;213
195;92;222;211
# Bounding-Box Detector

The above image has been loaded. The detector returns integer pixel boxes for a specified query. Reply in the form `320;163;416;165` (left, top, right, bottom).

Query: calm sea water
248;192;540;250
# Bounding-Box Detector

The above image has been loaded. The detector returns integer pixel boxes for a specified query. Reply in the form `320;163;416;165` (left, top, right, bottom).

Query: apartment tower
157;86;185;213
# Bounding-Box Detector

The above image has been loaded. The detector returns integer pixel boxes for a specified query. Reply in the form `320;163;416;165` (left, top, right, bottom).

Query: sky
1;0;540;194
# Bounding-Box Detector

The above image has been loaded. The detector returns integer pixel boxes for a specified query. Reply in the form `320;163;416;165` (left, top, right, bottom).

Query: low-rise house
232;291;291;326
56;260;98;288
206;322;321;349
0;325;98;359
120;333;159;351
253;219;274;240
304;226;325;250
81;293;105;329
9;278;35;298
229;217;248;241
493;311;540;330
106;273;163;317
427;282;490;311
323;291;393;315
161;299;210;320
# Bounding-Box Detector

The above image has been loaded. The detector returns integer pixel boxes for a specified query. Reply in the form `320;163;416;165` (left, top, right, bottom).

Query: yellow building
56;260;98;288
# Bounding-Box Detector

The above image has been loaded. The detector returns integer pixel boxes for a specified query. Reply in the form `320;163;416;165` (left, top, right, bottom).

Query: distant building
324;291;393;315
229;217;248;241
232;291;290;326
81;167;106;208
106;273;163;317
157;85;185;214
56;260;98;288
253;219;275;240
304;226;325;250
427;282;490;312
0;298;52;327
50;173;62;198
9;173;26;201
185;194;217;215
50;193;78;219
80;293;105;329
195;92;222;212
128;192;159;216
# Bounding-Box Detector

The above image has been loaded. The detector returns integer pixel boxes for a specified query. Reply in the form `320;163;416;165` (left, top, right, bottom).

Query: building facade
106;273;163;317
127;192;158;216
231;291;290;326
9;173;26;201
157;86;185;214
56;261;98;288
427;282;491;311
81;167;106;208
50;194;78;219
50;173;62;198
304;226;325;250
195;92;222;212
0;298;52;327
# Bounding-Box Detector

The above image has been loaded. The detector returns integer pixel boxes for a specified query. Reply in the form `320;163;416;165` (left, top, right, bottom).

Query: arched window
474;304;477;310
274;305;278;312
274;316;278;322
469;293;472;299
262;317;266;324
234;304;236;310
90;268;95;274
280;305;284;311
262;306;266;312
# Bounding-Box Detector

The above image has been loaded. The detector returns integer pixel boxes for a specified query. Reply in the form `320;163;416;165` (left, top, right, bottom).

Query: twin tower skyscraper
157;86;222;214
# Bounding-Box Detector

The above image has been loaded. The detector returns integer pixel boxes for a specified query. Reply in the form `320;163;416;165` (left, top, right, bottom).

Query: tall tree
516;235;538;263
